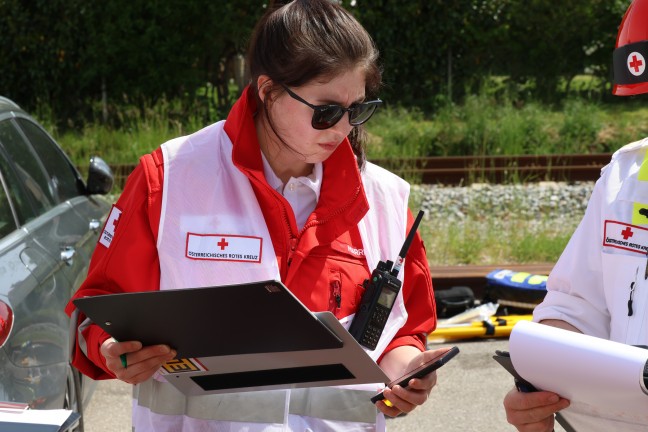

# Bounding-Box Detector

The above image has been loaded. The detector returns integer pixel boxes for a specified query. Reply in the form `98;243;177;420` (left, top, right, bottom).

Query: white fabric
534;137;648;345
158;123;280;287
134;120;411;432
261;151;322;230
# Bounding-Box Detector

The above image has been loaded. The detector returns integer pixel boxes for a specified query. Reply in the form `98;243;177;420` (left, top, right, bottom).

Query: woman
67;1;439;430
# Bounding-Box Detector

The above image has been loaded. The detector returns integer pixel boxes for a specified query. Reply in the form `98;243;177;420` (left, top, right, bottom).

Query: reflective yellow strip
632;202;648;225
631;149;648;225
638;148;648;181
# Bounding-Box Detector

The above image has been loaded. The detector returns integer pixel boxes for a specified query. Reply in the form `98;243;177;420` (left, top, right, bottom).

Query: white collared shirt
261;152;322;230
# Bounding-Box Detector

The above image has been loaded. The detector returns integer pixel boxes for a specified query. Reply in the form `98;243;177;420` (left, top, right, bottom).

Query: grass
48;98;205;167
421;217;577;266
365;96;648;159
47;81;648;168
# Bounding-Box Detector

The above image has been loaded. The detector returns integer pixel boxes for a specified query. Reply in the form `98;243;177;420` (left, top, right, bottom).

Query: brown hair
247;0;381;168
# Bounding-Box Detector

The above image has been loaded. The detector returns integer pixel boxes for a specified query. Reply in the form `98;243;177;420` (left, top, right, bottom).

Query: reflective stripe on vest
289;387;377;424
134;379;288;423
134;380;377;425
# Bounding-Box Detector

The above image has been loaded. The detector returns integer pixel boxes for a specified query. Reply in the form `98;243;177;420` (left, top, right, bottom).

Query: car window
0;139;36;227
0;168;16;238
16;118;85;201
0;120;53;222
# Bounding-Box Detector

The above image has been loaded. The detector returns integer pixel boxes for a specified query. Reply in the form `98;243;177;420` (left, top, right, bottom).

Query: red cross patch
628;52;646;77
603;220;648;255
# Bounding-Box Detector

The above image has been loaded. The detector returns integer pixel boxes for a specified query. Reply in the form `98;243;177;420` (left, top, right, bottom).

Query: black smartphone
371;345;460;403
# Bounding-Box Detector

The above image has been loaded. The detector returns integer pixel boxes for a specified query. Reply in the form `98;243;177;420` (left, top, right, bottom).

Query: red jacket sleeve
381;209;436;357
65;149;164;379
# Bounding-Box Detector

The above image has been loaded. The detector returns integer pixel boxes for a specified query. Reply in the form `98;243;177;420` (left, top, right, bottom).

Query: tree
81;1;263;123
486;0;629;102
0;0;633;123
0;0;90;119
0;1;264;126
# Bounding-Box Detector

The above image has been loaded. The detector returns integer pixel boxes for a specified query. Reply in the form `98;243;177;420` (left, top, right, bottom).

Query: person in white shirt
503;1;648;430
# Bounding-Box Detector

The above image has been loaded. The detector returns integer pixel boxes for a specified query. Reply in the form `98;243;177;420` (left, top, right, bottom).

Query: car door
0;116;89;409
13;117;110;290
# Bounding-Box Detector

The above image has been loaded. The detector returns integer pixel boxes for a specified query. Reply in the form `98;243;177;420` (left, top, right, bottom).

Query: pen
113;336;127;368
644;250;648;280
629;267;638;317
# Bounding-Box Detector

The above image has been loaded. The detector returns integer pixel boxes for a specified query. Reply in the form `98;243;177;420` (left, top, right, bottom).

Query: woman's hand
101;338;176;384
503;387;570;432
375;347;446;417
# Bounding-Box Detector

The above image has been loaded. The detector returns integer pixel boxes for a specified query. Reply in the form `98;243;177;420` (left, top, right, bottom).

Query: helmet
613;0;648;96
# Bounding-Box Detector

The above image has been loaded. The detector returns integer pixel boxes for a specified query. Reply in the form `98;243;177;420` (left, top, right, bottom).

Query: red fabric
66;86;436;379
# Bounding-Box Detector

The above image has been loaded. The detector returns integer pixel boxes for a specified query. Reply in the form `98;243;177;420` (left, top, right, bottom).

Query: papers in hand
509;321;648;431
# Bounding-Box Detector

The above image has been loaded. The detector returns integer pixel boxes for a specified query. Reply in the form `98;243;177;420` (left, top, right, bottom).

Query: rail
371;153;611;185
99;153;612;190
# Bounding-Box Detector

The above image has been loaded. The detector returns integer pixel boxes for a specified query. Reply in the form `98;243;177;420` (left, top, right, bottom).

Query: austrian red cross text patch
603;220;648;254
185;233;263;262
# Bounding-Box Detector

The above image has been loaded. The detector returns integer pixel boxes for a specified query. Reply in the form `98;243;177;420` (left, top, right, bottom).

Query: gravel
411;181;595;223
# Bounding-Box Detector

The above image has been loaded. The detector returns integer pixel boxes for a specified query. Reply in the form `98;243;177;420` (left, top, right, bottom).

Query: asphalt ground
82;337;569;432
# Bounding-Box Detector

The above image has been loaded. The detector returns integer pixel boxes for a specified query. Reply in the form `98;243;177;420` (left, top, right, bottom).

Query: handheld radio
349;210;425;350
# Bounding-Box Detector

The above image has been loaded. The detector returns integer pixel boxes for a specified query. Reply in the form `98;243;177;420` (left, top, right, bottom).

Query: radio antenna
390;210;425;277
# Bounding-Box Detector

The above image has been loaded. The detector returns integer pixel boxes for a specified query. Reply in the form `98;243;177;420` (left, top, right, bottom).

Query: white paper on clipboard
509;320;648;431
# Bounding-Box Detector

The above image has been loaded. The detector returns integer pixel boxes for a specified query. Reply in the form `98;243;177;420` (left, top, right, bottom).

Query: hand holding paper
508;321;648;431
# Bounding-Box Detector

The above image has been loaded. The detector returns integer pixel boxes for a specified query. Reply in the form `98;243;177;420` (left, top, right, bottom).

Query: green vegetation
366;89;648;160
52;83;648;168
420;214;579;266
49;98;205;167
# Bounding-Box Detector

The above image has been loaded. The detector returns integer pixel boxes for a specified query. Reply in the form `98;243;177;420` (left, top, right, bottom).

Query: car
0;96;114;430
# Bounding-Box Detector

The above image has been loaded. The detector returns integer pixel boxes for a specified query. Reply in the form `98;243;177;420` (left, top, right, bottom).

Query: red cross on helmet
613;0;648;96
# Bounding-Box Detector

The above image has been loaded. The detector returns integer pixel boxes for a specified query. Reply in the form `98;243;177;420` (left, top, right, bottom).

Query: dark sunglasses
281;85;382;130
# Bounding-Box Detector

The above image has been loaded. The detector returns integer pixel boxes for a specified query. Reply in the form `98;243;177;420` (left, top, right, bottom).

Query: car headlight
0;301;14;348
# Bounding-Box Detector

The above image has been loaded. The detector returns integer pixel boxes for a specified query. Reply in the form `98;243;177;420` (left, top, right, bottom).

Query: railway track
370;153;612;185
105;153;612;190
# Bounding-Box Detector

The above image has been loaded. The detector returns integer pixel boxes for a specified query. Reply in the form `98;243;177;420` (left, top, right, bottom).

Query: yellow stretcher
428;315;533;341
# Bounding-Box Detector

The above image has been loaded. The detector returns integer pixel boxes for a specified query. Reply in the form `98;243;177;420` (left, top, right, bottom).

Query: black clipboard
493;350;576;432
73;280;343;359
72;280;391;395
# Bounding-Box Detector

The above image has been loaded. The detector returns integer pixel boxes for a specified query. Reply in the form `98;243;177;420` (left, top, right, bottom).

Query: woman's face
259;67;367;179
